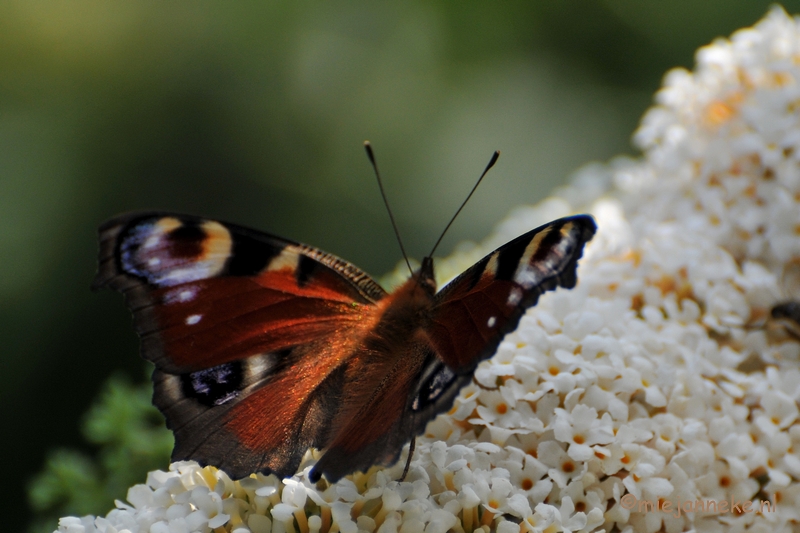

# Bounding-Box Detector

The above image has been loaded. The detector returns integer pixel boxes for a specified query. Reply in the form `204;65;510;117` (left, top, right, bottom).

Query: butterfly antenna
364;141;413;275
428;150;500;258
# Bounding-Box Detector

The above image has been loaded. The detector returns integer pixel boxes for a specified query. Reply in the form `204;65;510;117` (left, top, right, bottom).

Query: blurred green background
3;1;797;529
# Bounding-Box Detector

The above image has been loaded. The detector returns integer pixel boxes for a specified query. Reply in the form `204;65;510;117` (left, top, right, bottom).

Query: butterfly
93;210;596;483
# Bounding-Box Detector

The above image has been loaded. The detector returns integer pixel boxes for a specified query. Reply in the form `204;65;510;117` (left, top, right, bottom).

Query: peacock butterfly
94;202;595;483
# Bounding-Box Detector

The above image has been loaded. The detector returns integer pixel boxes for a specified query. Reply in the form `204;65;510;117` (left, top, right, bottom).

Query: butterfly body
94;211;595;482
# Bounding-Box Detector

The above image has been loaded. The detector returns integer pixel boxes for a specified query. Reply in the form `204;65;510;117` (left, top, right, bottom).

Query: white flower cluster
57;6;800;533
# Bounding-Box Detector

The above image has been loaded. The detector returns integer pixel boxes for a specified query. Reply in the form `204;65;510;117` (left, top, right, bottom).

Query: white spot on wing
178;289;195;302
185;314;202;325
507;287;522;306
487;316;497;328
514;268;542;288
163;286;199;304
143;235;162;250
157;372;183;402
244;353;277;379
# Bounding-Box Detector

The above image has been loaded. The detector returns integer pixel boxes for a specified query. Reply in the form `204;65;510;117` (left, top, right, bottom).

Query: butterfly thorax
364;257;437;353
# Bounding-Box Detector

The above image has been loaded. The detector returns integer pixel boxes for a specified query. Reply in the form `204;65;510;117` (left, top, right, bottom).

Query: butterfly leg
399;437;415;481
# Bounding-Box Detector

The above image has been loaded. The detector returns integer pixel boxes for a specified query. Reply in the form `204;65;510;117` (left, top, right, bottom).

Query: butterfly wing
308;337;473;482
310;215;597;481
94;211;388;478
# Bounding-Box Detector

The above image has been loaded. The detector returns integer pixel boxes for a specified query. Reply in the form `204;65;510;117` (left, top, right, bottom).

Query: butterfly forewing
94;212;386;371
427;215;597;371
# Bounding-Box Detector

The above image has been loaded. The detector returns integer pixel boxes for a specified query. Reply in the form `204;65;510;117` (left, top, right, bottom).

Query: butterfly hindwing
154;345;348;479
309;339;471;482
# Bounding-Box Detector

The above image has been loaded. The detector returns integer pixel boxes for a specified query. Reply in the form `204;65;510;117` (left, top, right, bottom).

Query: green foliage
28;374;172;533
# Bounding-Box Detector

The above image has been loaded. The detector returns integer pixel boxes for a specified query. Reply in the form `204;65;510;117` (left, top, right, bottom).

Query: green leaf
28;372;172;532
